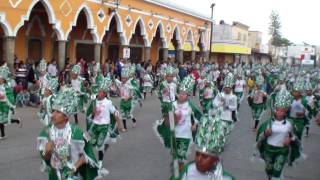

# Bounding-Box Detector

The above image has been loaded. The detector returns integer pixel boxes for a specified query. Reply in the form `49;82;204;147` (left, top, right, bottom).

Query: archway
102;16;121;64
150;22;166;65
196;31;206;60
183;30;194;62
129;19;146;64
15;1;57;64
67;8;95;63
169;27;181;63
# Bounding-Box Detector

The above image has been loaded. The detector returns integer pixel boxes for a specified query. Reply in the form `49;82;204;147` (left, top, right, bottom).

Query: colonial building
0;0;211;70
211;21;251;65
248;31;271;64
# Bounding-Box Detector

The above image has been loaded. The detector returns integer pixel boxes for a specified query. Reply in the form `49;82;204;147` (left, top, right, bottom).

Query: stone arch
186;29;195;50
104;11;126;45
128;17;149;47
0;13;12;36
152;21;167;48
66;4;99;43
13;0;63;40
25;15;46;37
171;25;182;49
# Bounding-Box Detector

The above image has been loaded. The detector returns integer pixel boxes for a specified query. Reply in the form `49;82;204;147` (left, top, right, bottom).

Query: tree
269;10;282;46
269;11;293;46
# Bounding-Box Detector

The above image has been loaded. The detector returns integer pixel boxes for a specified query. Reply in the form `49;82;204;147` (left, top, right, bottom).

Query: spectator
15;61;28;89
26;59;36;89
13;82;24;98
47;59;58;77
16;89;29;107
29;82;40;107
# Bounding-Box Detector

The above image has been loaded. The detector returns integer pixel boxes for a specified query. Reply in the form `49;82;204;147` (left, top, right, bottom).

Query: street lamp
209;3;215;61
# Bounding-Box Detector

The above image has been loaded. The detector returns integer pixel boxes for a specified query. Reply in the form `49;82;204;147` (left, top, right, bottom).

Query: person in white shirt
47;60;58;77
177;109;234;180
256;89;296;180
86;77;122;173
248;74;267;131
234;73;246;107
173;76;201;170
213;74;238;137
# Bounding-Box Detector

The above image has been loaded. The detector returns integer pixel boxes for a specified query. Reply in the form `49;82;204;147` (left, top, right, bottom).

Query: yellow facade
0;0;211;66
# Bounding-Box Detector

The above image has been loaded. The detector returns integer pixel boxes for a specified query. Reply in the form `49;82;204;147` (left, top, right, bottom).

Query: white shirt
48;64;58;77
0;85;6;102
162;81;177;102
174;101;193;139
119;81;133;100
251;90;266;104
213;93;237;121
204;87;214;99
71;79;81;92
290;99;305;118
234;79;245;92
267;120;292;147
182;162;226;180
93;98;116;125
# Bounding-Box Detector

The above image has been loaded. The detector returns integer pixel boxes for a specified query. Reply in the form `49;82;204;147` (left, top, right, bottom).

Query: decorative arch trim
65;3;99;43
151;20;167;48
25;15;46;37
128;17;149;47
0;13;13;36
13;0;64;40
101;11;127;45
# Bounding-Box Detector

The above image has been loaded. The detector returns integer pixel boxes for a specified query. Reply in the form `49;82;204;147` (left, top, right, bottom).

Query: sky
169;0;320;45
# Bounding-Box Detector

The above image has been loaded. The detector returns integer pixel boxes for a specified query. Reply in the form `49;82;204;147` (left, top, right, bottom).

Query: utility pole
209;3;215;62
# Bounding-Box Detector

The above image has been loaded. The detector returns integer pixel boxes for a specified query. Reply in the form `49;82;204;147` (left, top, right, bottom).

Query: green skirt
120;99;132;119
251;103;265;121
263;144;289;178
0;102;10;124
89;124;110;150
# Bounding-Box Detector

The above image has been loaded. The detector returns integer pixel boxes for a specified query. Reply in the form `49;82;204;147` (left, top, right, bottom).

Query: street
0;95;319;180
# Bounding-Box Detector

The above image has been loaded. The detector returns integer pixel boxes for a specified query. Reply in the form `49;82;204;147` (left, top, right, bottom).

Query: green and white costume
174;108;234;180
248;75;267;122
255;90;299;180
155;76;202;162
37;89;100;180
37;59;51;100
142;72;153;93
71;65;88;113
114;68;134;120
234;77;246;105
213;75;237;136
86;77;120;148
158;66;177;117
0;67;15;125
38;78;59;126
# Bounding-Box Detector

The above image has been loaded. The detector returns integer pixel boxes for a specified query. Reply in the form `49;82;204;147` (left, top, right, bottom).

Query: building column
177;49;183;63
191;50;196;61
3;36;15;70
57;41;66;71
205;51;210;62
163;48;168;62
94;43;102;63
144;46;151;62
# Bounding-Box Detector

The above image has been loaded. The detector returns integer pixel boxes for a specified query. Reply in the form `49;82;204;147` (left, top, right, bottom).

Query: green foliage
269;10;292;46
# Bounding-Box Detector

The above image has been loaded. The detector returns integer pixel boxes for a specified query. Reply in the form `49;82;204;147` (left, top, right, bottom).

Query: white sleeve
228;96;238;111
109;101;116;114
213;95;222;107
